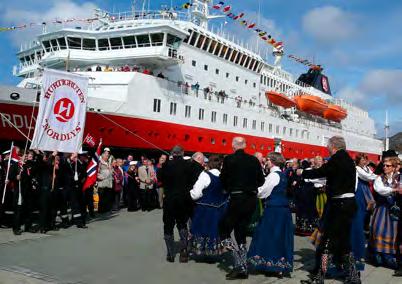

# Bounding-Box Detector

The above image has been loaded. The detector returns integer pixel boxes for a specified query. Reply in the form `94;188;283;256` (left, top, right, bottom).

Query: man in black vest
157;145;193;263
298;136;360;284
219;137;265;280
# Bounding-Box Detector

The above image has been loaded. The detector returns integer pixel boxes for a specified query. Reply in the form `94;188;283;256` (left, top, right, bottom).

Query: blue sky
1;0;401;137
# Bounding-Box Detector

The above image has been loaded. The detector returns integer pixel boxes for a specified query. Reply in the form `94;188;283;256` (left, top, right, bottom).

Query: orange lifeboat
294;95;328;116
265;91;296;109
323;104;347;122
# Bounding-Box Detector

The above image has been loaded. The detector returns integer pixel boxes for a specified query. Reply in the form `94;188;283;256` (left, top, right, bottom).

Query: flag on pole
82;139;102;191
30;69;88;153
83;133;96;147
2;142;16;204
212;1;224;10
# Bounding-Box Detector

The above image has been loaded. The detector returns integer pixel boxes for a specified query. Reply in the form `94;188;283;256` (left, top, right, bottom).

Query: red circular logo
322;77;329;93
54;98;75;122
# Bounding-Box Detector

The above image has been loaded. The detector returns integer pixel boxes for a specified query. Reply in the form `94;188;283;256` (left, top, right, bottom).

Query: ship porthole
10;92;20;100
211;138;215;145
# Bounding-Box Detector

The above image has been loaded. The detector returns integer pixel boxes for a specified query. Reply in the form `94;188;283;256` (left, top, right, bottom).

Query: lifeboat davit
265;91;296;109
323;104;347;122
294;95;328;116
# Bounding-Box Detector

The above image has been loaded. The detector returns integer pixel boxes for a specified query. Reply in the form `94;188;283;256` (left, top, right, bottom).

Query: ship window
215;69;219;75
253;82;256;88
225;48;233;60
296;129;299;137
199;108;205;120
214;42;222;56
235;53;242;64
222;139;227;146
240;54;247;66
110;37;123;49
211;111;217;123
211;138;216;145
252;120;256;130
260;75;263;84
261;122;265;131
223;113;228;125
269;123;272;132
204;65;208;71
196;34;205;48
137;34;150;47
236;76;239;82
290;129;293;137
50;39;58;51
123;36;136;48
245;79;248;85
276;125;279;134
249;59;256;70
184;29;192;43
233;116;238;127
43;40;51;52
151;33;164;46
153;99;161;113
98;38;110;50
192;60;196;67
230;50;238;62
57;37;67;49
67;37;82;49
189;32;198;46
202;37;210;51
243;118;248;128
185;105;191;118
83;38;96;51
209;40;217;53
219;45;228;58
226;72;230;78
244;56;251;68
283;127;286;135
170;102;177;115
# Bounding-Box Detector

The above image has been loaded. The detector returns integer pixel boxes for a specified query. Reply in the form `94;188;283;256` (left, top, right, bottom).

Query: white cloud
302;6;358;44
2;0;98;47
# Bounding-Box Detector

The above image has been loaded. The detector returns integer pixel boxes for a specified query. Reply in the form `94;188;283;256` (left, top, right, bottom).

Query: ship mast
191;0;223;29
385;110;390;151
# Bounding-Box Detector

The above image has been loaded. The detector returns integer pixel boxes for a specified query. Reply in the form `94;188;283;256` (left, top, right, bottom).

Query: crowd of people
1;135;401;283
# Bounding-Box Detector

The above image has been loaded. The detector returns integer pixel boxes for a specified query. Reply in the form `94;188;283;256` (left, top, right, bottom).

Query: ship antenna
385;110;390;151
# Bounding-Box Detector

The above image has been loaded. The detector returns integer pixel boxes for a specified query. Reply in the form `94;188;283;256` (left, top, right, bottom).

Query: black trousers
52;187;70;222
84;187;95;217
70;186;86;225
127;185;140;211
98;187;112;213
219;194;257;245
22;185;38;230
319;197;357;260
1;187;22;230
39;186;52;230
163;199;190;236
140;187;156;211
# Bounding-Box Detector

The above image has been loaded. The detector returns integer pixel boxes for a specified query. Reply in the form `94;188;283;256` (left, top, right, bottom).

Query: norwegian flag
83;133;96;148
10;146;20;163
82;139;102;191
212;1;224;9
222;5;231;13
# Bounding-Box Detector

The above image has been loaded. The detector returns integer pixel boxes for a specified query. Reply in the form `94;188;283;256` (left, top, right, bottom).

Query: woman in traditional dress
248;152;293;277
352;153;376;270
189;155;228;260
126;161;140;212
369;156;401;268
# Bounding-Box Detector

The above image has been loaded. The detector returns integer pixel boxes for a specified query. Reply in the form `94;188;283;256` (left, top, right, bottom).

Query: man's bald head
232;137;246;151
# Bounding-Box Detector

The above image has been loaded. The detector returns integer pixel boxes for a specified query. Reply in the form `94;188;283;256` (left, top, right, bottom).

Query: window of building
192;60;196;67
233;116;238;127
83;38;96;51
243;118;248;128
211;111;217;123
185;105;191;118
223;113;228;125
215;68;219;75
153;99;161;112
110;37;122;49
199;108;205;120
204;64;208;71
252;120;256;130
136;34;150;47
98;38;110;50
67;37;81;49
261;121;265;131
170;102;177;115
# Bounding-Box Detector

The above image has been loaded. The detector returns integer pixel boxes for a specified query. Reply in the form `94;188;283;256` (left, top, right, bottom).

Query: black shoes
166;255;175;263
179;249;189;263
13;228;23;235
225;269;248;280
394;269;402;277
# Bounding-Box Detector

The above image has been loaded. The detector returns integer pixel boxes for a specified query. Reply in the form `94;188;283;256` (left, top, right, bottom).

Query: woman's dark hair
267;152;285;168
207;155;222;170
355;153;368;166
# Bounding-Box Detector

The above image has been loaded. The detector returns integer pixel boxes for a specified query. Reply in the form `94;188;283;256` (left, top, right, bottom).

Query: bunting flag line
182;2;192;9
222;5;231;13
288;54;319;68
213;1;225;10
233;12;244;20
247;23;256;29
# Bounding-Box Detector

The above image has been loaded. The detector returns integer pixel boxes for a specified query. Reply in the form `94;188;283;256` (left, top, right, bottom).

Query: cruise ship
0;0;383;160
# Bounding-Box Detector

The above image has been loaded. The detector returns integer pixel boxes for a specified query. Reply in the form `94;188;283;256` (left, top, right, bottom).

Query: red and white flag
83;133;96;147
212;1;224;10
82;139;102;191
30;69;88;153
223;5;231;13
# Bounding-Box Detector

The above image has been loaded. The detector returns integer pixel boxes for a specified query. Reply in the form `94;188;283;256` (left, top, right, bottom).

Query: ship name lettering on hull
1;113;35;130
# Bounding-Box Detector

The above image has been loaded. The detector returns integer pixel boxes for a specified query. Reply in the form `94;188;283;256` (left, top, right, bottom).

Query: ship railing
99;9;191;23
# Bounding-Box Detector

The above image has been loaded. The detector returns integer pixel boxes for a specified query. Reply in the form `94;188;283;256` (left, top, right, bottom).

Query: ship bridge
15;16;190;77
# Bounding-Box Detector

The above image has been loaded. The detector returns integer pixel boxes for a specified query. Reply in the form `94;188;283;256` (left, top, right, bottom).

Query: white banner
30;69;88;153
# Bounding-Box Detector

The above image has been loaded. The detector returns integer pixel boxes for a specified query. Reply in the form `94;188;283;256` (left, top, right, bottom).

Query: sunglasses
383;164;393;168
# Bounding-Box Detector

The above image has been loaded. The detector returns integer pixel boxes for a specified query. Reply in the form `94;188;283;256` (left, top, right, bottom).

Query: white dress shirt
190;169;220;200
257;166;281;199
356;166;377;182
374;175;394;196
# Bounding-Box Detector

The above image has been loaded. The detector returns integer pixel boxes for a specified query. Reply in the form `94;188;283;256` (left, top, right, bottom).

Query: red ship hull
0;102;380;161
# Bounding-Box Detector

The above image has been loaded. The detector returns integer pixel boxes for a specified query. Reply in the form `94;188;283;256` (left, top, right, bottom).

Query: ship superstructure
0;1;383;159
